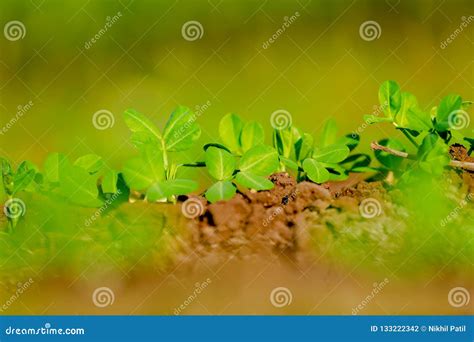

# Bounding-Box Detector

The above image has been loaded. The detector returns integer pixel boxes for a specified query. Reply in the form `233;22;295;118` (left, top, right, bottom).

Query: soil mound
185;173;385;260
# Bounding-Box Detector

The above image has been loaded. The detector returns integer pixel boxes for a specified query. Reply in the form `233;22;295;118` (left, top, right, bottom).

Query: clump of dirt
184;173;387;262
449;144;474;193
450;144;474;163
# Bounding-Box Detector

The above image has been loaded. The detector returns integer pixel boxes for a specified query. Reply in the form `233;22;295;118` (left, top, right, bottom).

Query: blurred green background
1;0;473;173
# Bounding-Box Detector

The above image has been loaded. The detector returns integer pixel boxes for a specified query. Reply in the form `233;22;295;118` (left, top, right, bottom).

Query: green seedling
1;158;37;229
204;144;279;203
122;106;200;202
203;113;278;202
366;80;474;180
272;118;367;183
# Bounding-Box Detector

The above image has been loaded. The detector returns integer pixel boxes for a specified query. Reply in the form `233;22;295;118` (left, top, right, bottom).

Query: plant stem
400;128;419;148
370;141;474;171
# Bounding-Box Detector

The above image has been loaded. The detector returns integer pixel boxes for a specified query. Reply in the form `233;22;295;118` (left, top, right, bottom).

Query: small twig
370;141;474;171
370;141;411;158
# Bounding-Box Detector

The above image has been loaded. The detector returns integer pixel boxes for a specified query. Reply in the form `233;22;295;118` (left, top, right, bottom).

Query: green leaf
326;164;348;181
123;109;162;143
419;136;449;175
43;153;68;183
219;113;243;153
319;118;338;147
302;158;330;183
166;179;199;195
240;121;264;152
203;143;231;153
122;149;165;190
102;169;118;194
13;164;35;194
235;171;274;190
435;94;463;131
57;164;103;207
295;133;314;161
378;80;401;119
163;106;201;151
146;182;169;201
147;179;199;201
74;154;104;174
394;92;431;131
340;153;371;170
273;128;293;158
374;138;405;170
239;145;279;176
337;134;360;151
279;156;298;170
313;144;350;163
205;180;236;203
205;146;236;181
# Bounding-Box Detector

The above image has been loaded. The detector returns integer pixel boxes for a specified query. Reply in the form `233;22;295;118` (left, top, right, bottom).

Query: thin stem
370;141;474;171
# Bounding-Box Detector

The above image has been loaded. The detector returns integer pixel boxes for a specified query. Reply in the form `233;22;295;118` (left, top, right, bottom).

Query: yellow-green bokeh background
1;0;473;170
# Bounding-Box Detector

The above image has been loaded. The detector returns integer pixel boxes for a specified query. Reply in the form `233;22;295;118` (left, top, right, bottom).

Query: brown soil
184;173;386;261
450;144;474;192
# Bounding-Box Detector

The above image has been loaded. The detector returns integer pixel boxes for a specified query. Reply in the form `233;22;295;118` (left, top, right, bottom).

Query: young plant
204;145;279;203
122;106;200;202
203;113;279;203
365;80;474;179
1;158;37;229
272;119;366;183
